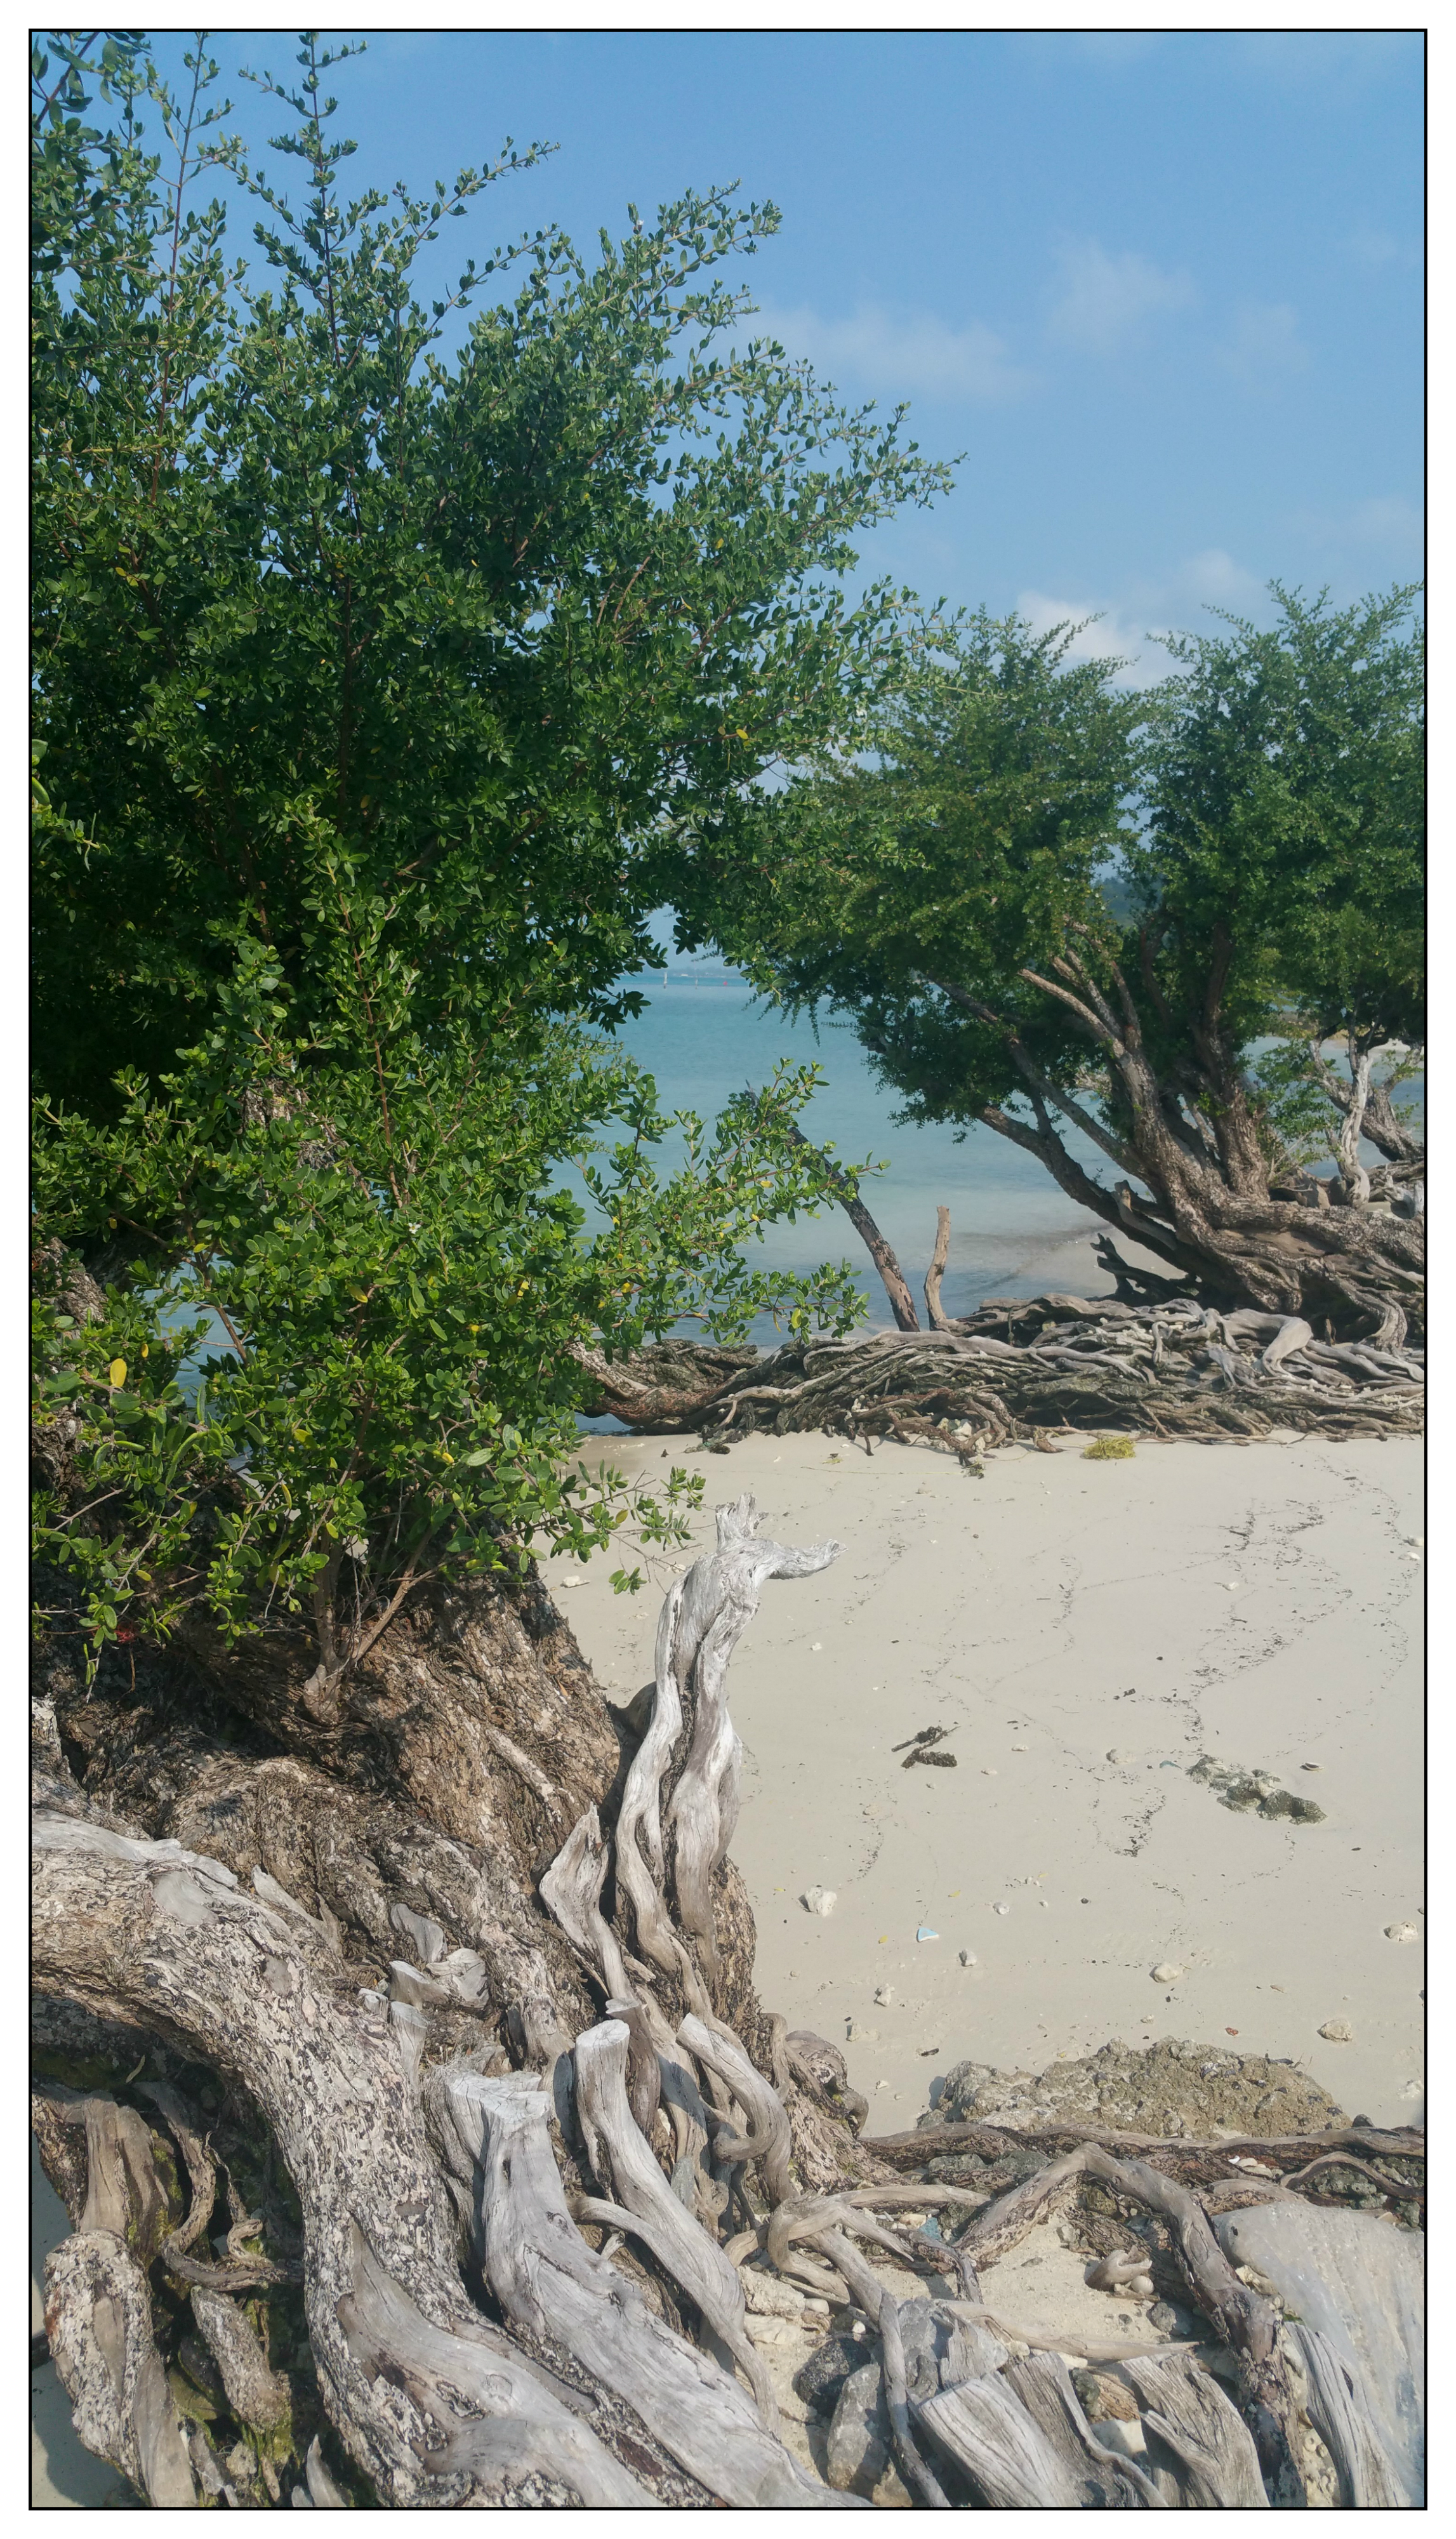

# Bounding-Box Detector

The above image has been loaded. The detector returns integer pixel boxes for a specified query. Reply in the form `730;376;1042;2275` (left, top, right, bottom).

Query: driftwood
1120;2349;1269;2507
1080;2145;1304;2503
863;2116;1427;2166
1288;2324;1412;2509
32;1495;854;2506
1001;2349;1168;2507
1216;2204;1424;2507
425;2067;836;2508
917;2372;1092;2509
32;1478;1425;2508
578;1287;1424;1452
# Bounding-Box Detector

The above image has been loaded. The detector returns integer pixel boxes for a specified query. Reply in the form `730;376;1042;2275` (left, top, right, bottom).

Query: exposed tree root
32;1490;1422;2507
579;1292;1424;1450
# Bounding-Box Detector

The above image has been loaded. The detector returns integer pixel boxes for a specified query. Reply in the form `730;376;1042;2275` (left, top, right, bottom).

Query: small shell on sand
1151;1963;1184;1983
1384;1922;1419;1944
802;1885;837;1916
992;1903;1010;1916
1318;2019;1354;2043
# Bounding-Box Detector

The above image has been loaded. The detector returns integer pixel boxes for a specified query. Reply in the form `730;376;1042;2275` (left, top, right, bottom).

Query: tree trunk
781;1119;922;1331
30;1495;888;2507
922;955;1425;1348
32;1489;1422;2507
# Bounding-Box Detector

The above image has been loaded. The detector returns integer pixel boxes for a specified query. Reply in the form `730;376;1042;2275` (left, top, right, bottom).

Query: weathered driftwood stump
32;1494;1422;2507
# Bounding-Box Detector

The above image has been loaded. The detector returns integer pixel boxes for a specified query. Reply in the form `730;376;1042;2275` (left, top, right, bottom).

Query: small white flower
345;1536;368;1561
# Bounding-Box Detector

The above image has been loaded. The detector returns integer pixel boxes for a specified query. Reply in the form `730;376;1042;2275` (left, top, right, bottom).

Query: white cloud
755;301;1033;405
1348;225;1401;271
1214;301;1309;386
1228;31;1415;90
1180;548;1264;607
1014;592;1160;688
1046;236;1195;357
1069;32;1165;65
1346;497;1424;550
1017;548;1268;690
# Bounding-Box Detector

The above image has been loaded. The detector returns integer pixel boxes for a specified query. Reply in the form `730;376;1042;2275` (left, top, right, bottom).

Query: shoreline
542;1426;1424;2131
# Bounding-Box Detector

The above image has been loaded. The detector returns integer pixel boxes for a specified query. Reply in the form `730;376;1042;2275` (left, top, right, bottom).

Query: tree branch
780;1118;920;1330
1017;969;1125;1054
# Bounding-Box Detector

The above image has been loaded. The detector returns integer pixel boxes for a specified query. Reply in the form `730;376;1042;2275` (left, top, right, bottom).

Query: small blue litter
917;1926;940;1943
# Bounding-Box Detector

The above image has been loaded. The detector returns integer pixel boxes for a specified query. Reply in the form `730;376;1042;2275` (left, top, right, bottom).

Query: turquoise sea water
573;969;1426;1355
572;971;1131;1342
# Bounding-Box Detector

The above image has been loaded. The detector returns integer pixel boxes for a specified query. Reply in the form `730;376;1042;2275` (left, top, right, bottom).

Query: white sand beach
543;1427;1424;2133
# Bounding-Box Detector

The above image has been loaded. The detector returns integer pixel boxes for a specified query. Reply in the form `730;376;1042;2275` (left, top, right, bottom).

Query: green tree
32;31;950;1674
681;590;1424;1341
32;33;948;1110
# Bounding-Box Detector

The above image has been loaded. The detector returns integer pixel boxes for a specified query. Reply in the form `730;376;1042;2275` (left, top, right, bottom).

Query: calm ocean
574;967;1128;1344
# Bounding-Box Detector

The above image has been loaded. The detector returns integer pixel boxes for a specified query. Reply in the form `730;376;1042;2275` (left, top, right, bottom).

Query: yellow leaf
108;1358;127;1388
736;728;749;740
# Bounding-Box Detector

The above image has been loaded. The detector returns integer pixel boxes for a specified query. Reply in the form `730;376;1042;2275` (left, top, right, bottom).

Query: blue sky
149;25;1423;684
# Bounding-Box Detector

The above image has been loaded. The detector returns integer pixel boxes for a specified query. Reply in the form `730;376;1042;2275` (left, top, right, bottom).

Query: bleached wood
818;2227;951;2508
335;2219;654;2505
1084;2145;1302;2503
1120;2347;1267;2506
678;2010;793;2204
1002;2349;1168;2508
612;1575;692;1979
538;1803;632;1999
1215;2203;1424;2507
916;2373;1088;2509
44;2229;197;2507
1288;2322;1411;2509
429;2068;850;2507
603;1995;663;2138
665;1496;838;1976
571;2017;775;2423
30;1810;658;2506
925;1205;954;1330
305;2434;348;2507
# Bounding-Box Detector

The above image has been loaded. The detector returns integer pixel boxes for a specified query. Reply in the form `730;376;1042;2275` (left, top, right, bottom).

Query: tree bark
781;1118;922;1330
917;954;1426;1347
30;1495;875;2506
32;1481;1423;2507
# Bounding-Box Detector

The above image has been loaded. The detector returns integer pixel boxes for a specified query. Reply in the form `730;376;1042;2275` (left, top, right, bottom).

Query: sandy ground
542;1426;1424;2131
32;1419;1422;2502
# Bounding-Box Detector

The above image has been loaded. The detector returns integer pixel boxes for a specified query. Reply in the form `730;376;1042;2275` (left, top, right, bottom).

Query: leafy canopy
32;30;951;1108
675;608;1144;1124
32;31;948;1667
681;587;1424;1151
